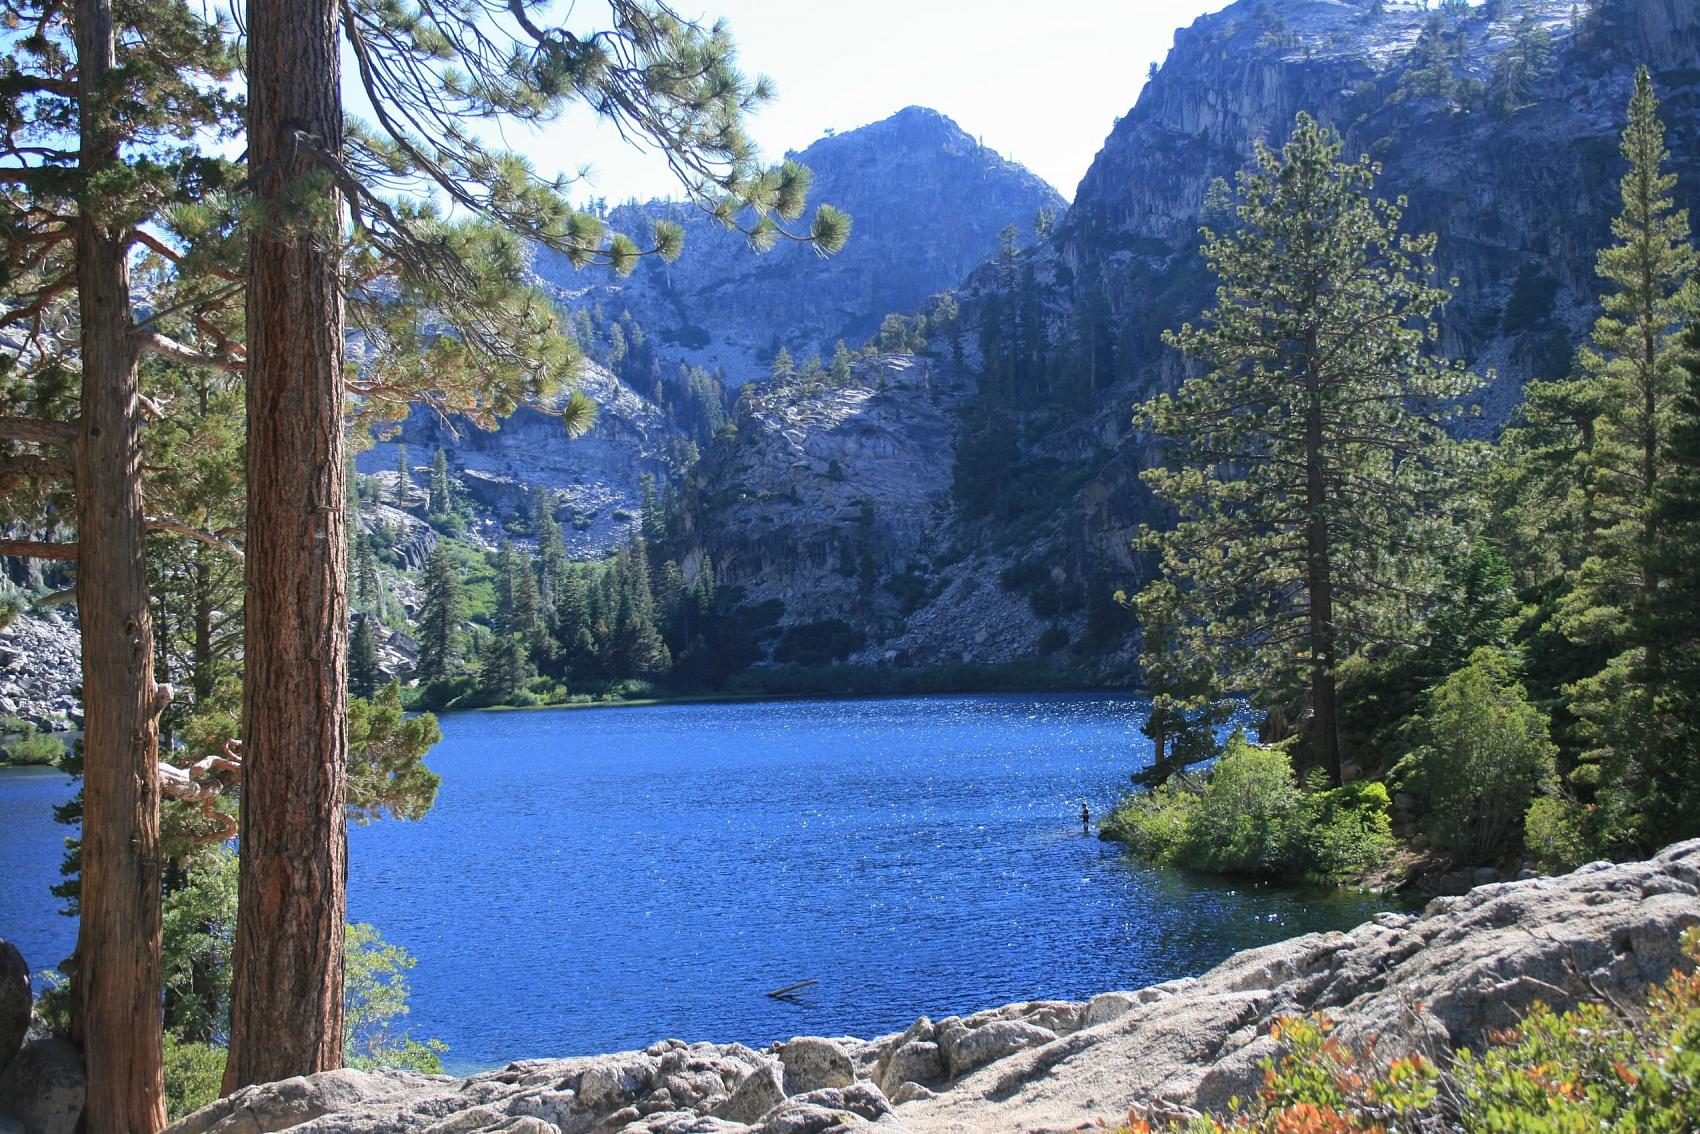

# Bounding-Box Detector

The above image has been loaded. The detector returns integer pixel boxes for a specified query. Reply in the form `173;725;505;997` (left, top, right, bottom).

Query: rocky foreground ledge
167;842;1700;1134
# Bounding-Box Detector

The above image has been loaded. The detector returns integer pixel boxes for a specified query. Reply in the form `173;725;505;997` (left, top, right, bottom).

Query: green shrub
344;922;447;1073
1524;795;1595;875
163;1035;225;1121
1;725;66;766
1303;780;1397;881
1393;647;1557;866
1106;734;1392;882
1184;736;1306;875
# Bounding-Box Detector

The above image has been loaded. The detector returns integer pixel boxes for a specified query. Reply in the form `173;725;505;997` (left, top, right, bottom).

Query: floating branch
766;979;818;999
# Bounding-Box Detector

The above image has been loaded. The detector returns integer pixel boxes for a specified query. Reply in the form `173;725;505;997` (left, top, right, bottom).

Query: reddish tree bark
71;0;167;1127
223;0;350;1090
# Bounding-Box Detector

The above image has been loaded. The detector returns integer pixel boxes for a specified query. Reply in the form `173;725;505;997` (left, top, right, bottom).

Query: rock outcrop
0;613;83;731
355;362;671;561
163;841;1700;1134
0;942;28;1079
0;941;84;1134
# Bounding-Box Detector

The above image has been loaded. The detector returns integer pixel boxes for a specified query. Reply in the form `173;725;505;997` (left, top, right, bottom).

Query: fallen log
766;979;818;999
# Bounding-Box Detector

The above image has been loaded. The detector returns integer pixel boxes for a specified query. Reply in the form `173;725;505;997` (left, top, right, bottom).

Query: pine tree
349;615;382;699
416;543;465;684
395;444;412;504
1135;114;1479;785
1632;318;1700;846
532;488;569;595
830;341;855;386
639;473;666;546
772;346;796;382
354;534;383;617
510;554;543;647
428;447;453;517
478;631;529;700
554;568;595;676
0;2;242;1120
612;536;672;675
1557;69;1695;840
1131;581;1229;788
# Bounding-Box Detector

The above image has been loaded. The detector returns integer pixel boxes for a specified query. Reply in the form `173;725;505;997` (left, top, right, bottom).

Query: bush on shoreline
1392;646;1558;867
1103;733;1394;884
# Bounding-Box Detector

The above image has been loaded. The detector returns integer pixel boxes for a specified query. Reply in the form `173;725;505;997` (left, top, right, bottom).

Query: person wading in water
1080;801;1091;836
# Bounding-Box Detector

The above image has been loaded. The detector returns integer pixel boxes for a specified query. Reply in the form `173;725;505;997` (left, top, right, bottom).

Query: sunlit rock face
1049;0;1700;422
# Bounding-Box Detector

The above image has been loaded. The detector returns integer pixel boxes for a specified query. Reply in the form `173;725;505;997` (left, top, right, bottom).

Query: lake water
1;693;1399;1073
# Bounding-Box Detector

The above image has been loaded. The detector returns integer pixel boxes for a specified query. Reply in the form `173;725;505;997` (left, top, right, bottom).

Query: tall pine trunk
1304;330;1343;787
72;0;167;1127
224;0;350;1090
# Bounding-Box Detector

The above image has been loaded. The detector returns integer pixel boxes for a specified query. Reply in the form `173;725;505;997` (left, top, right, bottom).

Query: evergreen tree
350;615;382;699
1633;318;1700;845
1557;69;1695;841
553;568;595;676
395;444;412;504
1135;114;1478;785
478;632;529;701
230;3;847;1085
416;543;465;684
510;554;543;648
1490;14;1554;114
0;2;242;1118
772;346;796;382
639;473;666;546
830;341;855;385
1132;581;1229;788
532;488;570;607
354;534;384;617
611;536;672;674
428;447;453;517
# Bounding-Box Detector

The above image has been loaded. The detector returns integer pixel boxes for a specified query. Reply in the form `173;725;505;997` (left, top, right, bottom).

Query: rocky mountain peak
529;106;1064;387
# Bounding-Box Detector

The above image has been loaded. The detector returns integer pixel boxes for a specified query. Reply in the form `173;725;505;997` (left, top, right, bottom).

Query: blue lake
1;693;1399;1073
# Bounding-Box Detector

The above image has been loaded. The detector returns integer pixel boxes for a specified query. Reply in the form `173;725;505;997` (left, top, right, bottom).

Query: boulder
0;1039;83;1134
939;1020;1056;1079
752;1083;892;1134
774;1038;854;1096
1082;992;1140;1028
166;1068;431;1134
708;1062;784;1126
0;941;28;1076
872;1041;942;1098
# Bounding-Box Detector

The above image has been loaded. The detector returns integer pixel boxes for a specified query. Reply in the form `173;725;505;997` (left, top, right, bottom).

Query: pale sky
486;1;1236;205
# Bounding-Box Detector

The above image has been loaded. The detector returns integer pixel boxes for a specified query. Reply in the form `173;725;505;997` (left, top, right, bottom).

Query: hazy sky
490;0;1235;206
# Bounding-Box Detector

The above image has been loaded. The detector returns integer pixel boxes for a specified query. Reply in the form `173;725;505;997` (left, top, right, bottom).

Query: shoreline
161;844;1700;1134
449;683;1145;716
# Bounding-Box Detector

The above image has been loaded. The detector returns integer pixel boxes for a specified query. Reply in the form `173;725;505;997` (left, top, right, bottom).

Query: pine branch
135;330;246;373
146;517;244;558
0;416;77;447
0;538;78;559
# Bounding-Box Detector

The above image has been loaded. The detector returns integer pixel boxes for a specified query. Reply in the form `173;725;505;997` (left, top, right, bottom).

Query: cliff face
1053;0;1700;419
683;356;1045;667
354;362;672;559
530;107;1065;385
